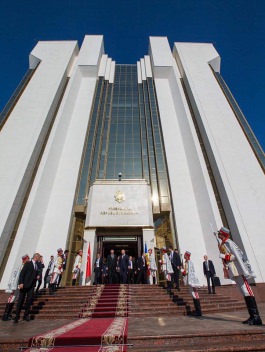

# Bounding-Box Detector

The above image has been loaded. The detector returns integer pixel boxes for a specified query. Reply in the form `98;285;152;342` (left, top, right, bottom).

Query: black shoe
14;317;19;323
23;315;30;322
242;316;252;324
248;316;263;326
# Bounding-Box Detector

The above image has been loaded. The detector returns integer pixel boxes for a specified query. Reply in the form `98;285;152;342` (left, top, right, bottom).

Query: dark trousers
205;271;215;293
94;268;101;284
120;269;127;284
35;277;42;292
128;269;134;284
136;269;147;284
15;286;35;319
172;266;180;289
43;269;50;288
108;269;117;284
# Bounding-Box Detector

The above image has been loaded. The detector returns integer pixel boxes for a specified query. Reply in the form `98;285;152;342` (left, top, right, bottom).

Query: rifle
211;225;230;279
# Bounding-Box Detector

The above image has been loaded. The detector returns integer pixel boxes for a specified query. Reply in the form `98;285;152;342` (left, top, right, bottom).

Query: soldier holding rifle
214;226;262;326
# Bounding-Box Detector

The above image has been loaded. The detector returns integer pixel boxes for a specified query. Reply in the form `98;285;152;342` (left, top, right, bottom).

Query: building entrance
102;240;139;260
97;231;142;261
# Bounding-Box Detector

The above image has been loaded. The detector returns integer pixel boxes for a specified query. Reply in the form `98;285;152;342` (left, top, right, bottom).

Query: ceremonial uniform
146;249;157;285
2;254;29;321
43;255;54;288
49;248;63;294
216;227;262;325
72;250;83;286
181;251;202;316
160;248;174;292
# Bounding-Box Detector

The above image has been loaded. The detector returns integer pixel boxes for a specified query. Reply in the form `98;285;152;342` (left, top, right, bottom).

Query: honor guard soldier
216;227;262;325
181;251;202;316
72;249;83;286
49;248;64;294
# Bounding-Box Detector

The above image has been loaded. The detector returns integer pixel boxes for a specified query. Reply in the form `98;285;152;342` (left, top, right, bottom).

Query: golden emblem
114;190;125;203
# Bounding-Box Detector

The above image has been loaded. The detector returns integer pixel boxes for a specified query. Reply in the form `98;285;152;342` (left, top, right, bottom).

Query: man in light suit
14;253;41;323
118;249;129;284
203;255;216;294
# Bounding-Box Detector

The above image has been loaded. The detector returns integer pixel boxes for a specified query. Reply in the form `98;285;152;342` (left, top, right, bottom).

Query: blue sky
0;0;264;149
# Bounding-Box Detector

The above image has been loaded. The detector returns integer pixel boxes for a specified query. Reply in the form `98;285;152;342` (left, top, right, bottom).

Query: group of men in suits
93;248;158;285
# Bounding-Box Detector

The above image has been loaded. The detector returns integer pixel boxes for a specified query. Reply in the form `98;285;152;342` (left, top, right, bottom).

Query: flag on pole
86;243;91;278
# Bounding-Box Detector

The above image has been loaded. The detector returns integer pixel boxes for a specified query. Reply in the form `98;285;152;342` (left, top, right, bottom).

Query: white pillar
142;228;156;252
81;228;97;285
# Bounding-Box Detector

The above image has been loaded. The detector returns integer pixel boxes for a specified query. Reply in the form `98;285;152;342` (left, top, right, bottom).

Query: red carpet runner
27;317;128;351
80;284;128;318
27;285;129;351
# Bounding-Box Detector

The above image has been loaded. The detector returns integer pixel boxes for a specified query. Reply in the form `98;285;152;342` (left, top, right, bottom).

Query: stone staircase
0;284;246;320
170;286;246;315
1;285;265;352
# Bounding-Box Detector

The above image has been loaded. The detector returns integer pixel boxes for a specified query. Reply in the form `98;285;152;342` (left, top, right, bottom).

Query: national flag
86;243;91;278
144;241;148;254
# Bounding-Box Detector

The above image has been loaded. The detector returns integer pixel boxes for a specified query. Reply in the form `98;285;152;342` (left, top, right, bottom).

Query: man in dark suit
127;256;135;284
203;255;216;294
169;247;182;291
136;253;147;284
118;249;129;284
94;253;103;284
106;249;117;284
14;252;40;323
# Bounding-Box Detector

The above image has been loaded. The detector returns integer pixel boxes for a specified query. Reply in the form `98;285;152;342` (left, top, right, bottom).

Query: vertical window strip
90;81;109;184
146;78;171;210
76;78;104;204
138;84;150;182
99;83;113;179
142;80;160;213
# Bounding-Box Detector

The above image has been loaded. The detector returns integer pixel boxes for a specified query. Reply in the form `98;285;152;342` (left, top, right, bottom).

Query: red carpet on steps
80;284;128;318
27;317;128;351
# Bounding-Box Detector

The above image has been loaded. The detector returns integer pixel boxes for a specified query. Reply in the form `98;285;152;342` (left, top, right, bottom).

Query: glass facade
76;64;170;214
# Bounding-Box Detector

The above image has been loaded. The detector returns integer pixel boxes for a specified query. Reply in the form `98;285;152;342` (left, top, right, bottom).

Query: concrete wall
0;36;104;289
149;37;226;285
173;42;265;283
0;40;78;270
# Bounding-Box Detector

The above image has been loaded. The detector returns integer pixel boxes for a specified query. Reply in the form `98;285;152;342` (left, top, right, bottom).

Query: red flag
86;243;91;278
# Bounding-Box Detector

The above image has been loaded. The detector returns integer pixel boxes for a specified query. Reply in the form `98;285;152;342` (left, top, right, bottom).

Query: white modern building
0;35;264;288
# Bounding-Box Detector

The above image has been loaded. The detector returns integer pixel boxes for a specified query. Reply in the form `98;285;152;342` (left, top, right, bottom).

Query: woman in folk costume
216;227;262;326
2;254;30;321
160;248;174;292
72;249;83;286
181;251;202;316
146;248;157;284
